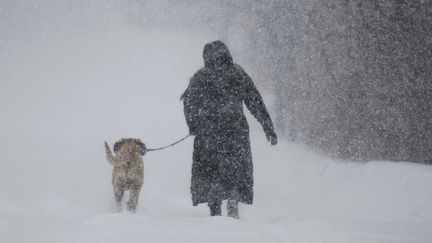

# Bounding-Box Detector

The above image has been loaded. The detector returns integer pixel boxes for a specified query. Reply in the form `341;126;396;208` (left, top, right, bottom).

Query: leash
146;134;191;152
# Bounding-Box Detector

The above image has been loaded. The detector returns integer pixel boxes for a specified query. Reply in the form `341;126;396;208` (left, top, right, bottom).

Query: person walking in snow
182;40;277;219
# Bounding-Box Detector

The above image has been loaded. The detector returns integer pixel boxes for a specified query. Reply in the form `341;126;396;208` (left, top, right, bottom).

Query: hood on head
203;40;233;69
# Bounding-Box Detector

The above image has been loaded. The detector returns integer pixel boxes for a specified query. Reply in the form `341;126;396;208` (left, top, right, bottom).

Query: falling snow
1;1;432;243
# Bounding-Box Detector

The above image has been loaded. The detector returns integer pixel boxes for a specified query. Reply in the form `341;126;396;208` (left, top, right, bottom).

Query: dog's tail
104;141;117;165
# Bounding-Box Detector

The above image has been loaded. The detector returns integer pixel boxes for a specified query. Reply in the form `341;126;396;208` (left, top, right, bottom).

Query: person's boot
208;201;221;216
227;199;239;219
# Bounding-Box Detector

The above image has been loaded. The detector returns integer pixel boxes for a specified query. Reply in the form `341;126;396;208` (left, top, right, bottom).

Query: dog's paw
127;201;137;213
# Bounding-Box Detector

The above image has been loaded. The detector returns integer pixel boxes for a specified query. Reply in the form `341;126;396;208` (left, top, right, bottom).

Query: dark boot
227;199;239;219
208;201;221;216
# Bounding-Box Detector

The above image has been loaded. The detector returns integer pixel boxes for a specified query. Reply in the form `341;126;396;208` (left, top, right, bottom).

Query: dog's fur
105;138;146;212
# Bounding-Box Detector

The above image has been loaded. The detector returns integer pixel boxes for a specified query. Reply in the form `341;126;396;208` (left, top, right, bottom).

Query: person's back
185;64;250;135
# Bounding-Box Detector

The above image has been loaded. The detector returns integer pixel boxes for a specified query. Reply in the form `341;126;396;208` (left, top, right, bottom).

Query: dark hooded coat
182;41;275;206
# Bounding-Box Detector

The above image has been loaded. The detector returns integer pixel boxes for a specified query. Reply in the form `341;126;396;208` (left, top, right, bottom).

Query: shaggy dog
104;138;146;212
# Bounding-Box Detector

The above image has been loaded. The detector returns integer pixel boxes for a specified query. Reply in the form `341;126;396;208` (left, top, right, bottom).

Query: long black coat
183;41;275;206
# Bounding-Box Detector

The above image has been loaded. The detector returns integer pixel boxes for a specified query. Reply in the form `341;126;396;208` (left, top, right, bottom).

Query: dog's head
113;138;147;156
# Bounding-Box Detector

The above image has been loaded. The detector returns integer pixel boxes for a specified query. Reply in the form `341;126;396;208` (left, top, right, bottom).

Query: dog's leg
127;184;142;213
114;187;124;212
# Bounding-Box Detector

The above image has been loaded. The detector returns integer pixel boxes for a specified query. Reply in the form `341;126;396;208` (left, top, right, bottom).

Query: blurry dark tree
250;0;432;163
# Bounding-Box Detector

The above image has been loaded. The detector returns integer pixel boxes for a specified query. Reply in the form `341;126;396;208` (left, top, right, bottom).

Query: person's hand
189;126;197;136
266;131;277;145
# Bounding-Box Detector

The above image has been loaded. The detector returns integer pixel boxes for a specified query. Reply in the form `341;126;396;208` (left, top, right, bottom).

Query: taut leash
146;134;191;152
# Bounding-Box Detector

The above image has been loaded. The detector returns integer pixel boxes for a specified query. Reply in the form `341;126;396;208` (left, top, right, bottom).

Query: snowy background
1;1;432;242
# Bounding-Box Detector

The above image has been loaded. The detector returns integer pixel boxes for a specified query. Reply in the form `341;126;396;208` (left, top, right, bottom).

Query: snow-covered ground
1;28;432;243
